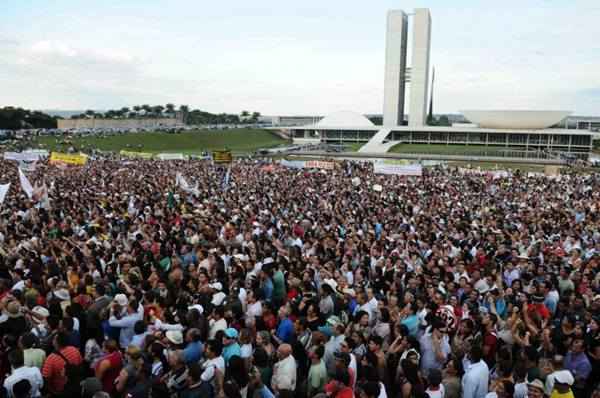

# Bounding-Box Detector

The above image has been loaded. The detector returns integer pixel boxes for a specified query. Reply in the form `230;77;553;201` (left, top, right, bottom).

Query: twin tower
383;8;432;127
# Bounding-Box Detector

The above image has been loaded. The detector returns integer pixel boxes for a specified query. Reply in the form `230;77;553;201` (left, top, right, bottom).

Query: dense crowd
0;158;599;398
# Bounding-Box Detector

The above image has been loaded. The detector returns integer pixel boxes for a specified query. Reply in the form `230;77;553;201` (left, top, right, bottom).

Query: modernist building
277;8;595;159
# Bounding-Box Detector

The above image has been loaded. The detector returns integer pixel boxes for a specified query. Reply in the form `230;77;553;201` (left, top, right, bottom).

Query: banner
49;152;88;165
280;159;306;169
120;150;154;159
19;168;34;199
18;160;37;172
176;172;200;196
213;150;232;163
157;153;185;161
374;163;422;176
305;160;335;170
0;183;9;206
4;152;42;162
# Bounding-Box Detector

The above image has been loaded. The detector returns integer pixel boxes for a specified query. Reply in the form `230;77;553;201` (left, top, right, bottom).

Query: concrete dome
317;111;375;127
462;110;571;129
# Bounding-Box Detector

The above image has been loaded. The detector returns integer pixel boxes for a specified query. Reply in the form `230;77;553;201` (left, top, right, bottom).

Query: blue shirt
183;341;204;364
401;314;419;337
255;386;276;398
262;278;274;302
276;317;295;344
222;342;241;365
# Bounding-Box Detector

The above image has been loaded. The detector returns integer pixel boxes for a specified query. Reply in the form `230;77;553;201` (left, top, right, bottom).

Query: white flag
33;183;50;210
0;183;9;205
19;168;34;199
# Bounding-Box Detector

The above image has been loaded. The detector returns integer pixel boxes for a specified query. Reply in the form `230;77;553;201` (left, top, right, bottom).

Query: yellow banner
213;150;232;163
49;152;88;165
120;150;154;159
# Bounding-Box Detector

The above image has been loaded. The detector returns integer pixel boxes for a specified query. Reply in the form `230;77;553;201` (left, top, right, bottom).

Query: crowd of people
0;157;599;398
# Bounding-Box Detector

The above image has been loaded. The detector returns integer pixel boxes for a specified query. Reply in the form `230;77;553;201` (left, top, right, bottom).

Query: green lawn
31;129;289;154
388;143;526;156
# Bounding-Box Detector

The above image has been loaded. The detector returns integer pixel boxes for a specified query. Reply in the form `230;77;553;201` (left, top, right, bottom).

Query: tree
121;107;130;116
152;105;165;117
165;103;175;113
251;111;261;123
141;104;151;113
241;110;250;118
85;110;95;118
133;105;142;113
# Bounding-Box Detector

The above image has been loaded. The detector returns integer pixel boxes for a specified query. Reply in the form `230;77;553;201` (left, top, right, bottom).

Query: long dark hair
226;355;249;388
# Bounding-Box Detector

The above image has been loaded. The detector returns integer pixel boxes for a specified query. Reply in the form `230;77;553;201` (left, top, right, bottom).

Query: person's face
368;340;378;352
572;339;584;353
527;386;544;398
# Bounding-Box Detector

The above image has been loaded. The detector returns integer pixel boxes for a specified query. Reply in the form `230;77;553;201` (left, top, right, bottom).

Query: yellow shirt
550;389;575;398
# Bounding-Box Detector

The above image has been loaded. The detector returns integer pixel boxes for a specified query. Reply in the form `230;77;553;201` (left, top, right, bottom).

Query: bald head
277;343;292;360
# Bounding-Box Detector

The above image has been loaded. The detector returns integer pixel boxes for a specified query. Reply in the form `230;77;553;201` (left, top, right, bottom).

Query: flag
33;183;50;210
18;168;34;199
167;192;175;209
176;172;200;196
222;167;231;191
128;196;137;216
0;183;9;206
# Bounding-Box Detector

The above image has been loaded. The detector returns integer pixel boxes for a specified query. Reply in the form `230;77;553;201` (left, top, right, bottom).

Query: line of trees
70;105;263;125
71;103;182;120
0;107;59;130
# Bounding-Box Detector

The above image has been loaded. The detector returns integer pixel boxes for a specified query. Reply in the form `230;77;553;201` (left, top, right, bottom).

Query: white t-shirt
208;318;227;340
201;356;226;382
425;384;445;398
240;343;253;359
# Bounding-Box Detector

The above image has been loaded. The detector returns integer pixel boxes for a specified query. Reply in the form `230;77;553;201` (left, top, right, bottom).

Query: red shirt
95;351;123;393
42;346;83;394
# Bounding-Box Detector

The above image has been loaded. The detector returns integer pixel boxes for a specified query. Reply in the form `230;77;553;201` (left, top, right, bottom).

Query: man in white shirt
200;340;226;389
208;307;228;340
462;346;489;398
3;349;44;398
108;297;144;349
272;344;297;394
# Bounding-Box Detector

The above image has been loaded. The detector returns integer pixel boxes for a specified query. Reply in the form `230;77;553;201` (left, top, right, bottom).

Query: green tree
133;105;142;113
251;111;261;123
165;103;175;113
241;110;250;118
85;110;95;118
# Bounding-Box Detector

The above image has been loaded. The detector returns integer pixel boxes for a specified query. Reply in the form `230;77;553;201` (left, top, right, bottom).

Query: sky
1;0;599;116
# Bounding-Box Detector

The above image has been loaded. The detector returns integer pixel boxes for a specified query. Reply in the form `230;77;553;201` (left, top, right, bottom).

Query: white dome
317;111;375;127
462;110;571;129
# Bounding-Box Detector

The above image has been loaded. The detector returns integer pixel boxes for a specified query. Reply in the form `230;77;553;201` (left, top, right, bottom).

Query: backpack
54;350;83;395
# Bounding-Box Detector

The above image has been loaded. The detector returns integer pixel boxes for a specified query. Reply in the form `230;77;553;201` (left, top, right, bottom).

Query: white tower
382;10;408;126
408;8;432;127
382;8;431;127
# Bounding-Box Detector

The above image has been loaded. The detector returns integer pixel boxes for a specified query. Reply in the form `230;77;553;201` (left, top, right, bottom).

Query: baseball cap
224;328;238;339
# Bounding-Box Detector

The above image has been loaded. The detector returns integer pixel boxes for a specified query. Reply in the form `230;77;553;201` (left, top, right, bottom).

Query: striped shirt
41;346;83;394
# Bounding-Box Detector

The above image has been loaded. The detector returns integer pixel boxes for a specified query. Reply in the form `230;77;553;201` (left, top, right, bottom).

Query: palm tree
152;105;164;117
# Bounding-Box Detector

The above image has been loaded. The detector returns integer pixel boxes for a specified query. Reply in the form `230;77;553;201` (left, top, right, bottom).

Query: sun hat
165;330;183;345
31;306;50;319
54;288;70;301
6;301;22;318
553;370;574;386
113;293;128;307
527;379;544;392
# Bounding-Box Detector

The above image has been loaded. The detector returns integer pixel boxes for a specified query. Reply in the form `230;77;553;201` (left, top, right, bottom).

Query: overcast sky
1;0;599;116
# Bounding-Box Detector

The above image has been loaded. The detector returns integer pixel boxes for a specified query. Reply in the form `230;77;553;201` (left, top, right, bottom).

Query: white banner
280;159;306;169
4;152;42;162
157;153;185;160
0;183;9;206
305;160;335;170
374;163;422;176
19;168;34;199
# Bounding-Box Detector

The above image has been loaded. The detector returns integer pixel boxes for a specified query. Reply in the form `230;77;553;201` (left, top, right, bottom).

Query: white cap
188;304;204;315
113;294;128;306
553;370;574;386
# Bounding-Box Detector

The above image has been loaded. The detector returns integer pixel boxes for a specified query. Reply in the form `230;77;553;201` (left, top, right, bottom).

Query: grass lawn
345;143;366;152
31;129;289;154
388;143;526;156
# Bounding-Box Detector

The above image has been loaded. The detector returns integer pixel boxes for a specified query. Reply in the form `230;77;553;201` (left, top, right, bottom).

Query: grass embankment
32;129;288;154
